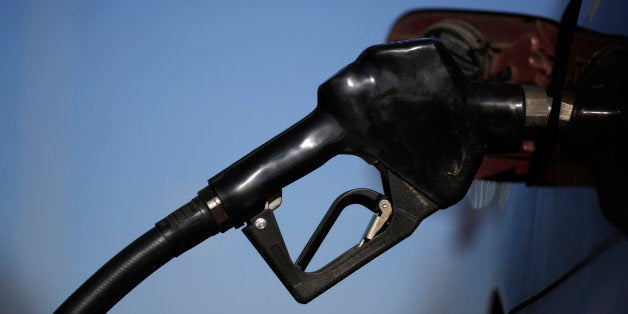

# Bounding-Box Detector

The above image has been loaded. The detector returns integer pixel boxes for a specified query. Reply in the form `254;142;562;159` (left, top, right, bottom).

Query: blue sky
1;1;626;313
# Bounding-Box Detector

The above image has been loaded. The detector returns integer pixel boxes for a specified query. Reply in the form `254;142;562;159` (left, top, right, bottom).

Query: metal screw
254;218;267;230
379;199;389;210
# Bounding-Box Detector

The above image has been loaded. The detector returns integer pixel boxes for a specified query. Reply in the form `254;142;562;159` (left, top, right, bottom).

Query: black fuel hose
56;197;220;313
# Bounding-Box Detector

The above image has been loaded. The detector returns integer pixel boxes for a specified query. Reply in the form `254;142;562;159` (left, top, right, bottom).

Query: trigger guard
294;188;386;270
326;188;384;215
242;171;440;304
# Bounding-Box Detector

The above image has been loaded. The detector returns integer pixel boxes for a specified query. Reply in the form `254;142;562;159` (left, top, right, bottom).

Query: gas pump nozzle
57;39;527;313
206;39;525;303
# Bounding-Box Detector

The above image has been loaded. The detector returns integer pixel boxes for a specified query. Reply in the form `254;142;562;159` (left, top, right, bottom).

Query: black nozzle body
208;39;525;227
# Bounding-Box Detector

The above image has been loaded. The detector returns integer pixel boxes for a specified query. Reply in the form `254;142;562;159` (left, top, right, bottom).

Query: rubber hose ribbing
56;196;220;313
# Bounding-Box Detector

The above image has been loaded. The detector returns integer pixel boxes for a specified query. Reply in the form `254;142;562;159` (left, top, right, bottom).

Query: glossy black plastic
317;42;523;207
208;110;346;225
207;39;524;226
